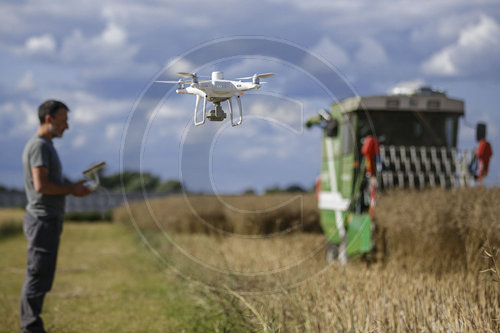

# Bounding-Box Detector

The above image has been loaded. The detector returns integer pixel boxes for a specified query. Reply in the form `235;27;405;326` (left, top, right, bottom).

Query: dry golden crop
114;188;500;332
114;193;321;234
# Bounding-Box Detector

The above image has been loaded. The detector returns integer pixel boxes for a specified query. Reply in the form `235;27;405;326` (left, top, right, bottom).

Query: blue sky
1;0;499;192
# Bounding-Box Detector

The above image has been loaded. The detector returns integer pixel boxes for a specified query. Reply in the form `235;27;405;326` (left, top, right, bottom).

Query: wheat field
115;188;500;332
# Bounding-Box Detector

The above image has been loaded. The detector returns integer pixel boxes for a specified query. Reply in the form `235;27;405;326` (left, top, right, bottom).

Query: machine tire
325;242;340;264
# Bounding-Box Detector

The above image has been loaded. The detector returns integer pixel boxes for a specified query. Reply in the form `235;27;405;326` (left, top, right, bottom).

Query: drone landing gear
228;95;243;127
194;95;208;126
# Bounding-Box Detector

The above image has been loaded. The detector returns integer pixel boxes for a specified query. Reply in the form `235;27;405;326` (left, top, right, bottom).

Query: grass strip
0;222;246;332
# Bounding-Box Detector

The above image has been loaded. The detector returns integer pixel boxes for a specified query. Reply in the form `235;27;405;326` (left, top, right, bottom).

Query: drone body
157;71;275;126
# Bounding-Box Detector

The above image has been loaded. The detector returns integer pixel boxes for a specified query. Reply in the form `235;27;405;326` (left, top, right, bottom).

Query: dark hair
38;100;69;124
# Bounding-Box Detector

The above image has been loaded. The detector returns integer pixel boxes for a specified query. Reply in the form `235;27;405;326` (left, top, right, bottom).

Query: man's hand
71;180;92;197
32;166;92;197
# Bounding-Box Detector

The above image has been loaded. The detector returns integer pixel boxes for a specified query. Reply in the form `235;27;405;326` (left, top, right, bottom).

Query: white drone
156;71;275;126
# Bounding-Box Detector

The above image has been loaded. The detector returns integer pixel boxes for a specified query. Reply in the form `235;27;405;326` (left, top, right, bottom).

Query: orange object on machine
361;135;380;176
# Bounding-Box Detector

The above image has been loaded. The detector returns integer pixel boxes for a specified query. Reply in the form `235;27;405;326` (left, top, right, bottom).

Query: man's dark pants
20;213;62;333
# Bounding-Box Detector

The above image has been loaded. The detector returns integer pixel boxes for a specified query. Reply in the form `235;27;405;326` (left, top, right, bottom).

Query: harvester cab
306;86;490;264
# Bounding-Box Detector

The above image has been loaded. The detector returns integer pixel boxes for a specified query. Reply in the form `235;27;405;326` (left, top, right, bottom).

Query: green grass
0;209;24;240
0;222;246;332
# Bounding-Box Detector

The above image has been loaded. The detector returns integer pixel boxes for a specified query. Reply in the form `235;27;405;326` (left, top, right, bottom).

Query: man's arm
32;166;91;197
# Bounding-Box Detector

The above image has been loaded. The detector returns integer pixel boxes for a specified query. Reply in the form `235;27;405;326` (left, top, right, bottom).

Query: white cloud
16;71;36;91
155;99;192;120
0;102;16;116
72;135;87;148
100;23;126;46
309;37;350;67
20;103;39;133
238;146;269;161
211;116;302;163
24;33;56;54
144;100;189;142
54;90;129;125
72;105;98;125
0;101;38;136
410;13;479;49
57;20;153;81
355;37;388;66
247;98;304;134
422;15;500;77
60;24;137;64
422;51;457;76
387;78;425;95
105;123;123;140
162;57;197;77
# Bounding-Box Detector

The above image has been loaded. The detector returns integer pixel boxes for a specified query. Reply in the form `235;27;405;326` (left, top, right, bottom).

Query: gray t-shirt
23;135;65;218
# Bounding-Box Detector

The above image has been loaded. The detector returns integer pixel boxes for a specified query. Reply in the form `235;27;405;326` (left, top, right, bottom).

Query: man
475;123;493;186
20;100;92;333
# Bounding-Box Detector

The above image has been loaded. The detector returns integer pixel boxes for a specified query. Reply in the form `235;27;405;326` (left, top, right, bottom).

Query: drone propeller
177;72;207;84
236;73;276;80
236;73;276;84
256;73;276;78
155;78;186;89
155;78;209;87
177;72;196;78
156;80;185;84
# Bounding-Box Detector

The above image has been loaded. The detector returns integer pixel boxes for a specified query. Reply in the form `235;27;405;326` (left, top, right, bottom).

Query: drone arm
194;95;207;126
237;83;260;92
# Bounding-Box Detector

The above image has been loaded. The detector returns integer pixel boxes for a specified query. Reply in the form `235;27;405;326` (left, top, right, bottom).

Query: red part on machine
476;139;493;174
315;176;321;200
361;135;380;176
361;136;380;218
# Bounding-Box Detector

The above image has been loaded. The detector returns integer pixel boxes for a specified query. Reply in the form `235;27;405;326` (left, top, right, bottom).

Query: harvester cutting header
306;85;493;264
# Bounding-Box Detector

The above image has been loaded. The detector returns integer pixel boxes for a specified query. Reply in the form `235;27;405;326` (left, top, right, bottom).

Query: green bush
64;211;112;222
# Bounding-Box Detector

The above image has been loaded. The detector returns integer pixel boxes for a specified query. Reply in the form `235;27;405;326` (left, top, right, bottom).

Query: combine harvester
306;85;493;264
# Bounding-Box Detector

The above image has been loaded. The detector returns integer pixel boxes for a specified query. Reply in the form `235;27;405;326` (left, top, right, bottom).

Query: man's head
38;100;70;138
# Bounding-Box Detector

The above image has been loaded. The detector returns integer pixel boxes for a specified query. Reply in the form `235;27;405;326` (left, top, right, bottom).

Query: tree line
1;171;313;195
98;171;183;193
